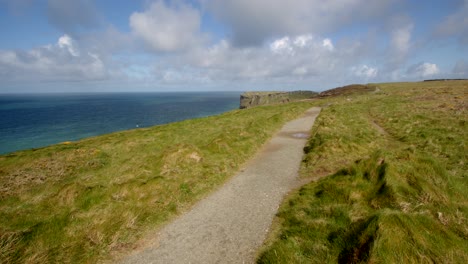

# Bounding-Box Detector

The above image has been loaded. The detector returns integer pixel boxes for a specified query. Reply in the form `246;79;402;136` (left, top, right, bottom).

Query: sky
0;0;467;93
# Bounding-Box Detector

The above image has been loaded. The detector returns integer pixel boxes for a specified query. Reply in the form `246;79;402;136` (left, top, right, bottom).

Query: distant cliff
239;91;317;109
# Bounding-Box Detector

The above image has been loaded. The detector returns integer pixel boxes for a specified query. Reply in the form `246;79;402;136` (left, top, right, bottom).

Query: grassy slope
258;81;467;263
0;102;315;263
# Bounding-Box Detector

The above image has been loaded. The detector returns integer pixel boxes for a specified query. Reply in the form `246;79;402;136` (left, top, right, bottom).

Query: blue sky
0;0;467;93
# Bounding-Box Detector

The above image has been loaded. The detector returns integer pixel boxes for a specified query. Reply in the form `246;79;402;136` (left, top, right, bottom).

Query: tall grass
258;81;467;263
0;102;315;263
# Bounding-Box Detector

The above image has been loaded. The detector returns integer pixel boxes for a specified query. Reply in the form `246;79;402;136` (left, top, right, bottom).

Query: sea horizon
0;90;244;95
0;91;241;155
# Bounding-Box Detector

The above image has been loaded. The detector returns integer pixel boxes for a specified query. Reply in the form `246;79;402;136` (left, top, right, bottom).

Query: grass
0;101;315;263
258;81;467;263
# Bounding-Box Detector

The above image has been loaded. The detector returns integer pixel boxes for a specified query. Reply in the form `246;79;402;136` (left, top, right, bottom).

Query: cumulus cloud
157;34;346;87
3;0;459;92
0;35;107;82
202;0;398;46
116;30;393;90
351;65;378;79
130;1;202;52
406;62;439;78
269;34;334;55
322;38;334;51
270;37;294;54
57;35;79;56
47;0;101;33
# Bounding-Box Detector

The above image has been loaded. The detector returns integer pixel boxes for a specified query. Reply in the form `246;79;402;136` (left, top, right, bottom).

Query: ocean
0;92;240;155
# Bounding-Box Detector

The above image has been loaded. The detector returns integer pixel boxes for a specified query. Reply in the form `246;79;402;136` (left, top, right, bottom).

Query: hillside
258;81;467;263
317;84;377;97
1;81;466;263
0;102;315;263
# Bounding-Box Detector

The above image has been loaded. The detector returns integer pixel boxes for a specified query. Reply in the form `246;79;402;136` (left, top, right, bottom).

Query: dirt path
120;107;321;264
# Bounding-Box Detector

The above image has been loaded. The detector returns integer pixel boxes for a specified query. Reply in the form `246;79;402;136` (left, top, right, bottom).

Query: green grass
258;81;467;263
0;101;315;263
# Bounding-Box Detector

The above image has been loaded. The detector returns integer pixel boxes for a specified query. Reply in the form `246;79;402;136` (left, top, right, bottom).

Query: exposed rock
239;90;317;109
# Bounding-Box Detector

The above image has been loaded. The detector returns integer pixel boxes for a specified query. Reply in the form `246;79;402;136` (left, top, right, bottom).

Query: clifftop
318;84;376;97
239;90;317;109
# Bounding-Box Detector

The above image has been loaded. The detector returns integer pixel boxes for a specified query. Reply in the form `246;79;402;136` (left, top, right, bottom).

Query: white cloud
58;34;79;56
407;62;439;78
163;34;345;86
4;0;461;92
111;30;397;91
322;38;334;51
270;34;333;55
129;1;202;52
0;35;107;82
270;37;294;54
352;65;378;79
294;35;313;47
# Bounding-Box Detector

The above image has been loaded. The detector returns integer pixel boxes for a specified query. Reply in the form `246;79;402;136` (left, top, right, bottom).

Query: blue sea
0;92;240;155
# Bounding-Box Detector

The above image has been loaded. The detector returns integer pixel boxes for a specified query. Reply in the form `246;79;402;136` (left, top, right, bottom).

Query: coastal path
120;107;321;264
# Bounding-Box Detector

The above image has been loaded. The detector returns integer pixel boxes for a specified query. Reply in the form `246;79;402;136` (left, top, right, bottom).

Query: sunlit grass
0;101;315;263
258;81;467;263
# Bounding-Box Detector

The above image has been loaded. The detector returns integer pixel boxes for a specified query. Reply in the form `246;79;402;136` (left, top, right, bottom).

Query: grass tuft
258;81;468;263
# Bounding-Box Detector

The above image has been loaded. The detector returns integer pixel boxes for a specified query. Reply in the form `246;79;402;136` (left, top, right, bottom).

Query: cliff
239;90;317;109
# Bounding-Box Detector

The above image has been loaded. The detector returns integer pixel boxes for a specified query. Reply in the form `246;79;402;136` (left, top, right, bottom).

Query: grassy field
2;81;466;263
258;81;467;263
0;102;315;263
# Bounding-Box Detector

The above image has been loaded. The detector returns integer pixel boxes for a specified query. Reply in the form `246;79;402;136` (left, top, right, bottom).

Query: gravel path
120;107;321;264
